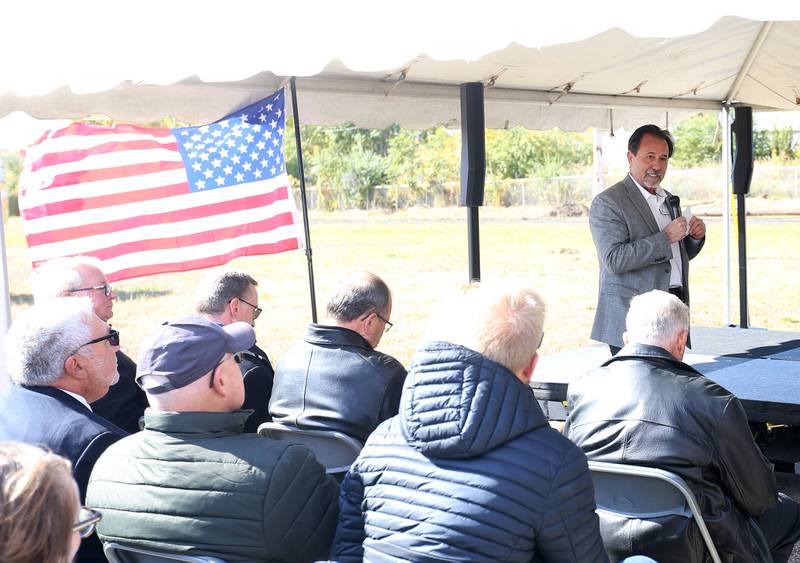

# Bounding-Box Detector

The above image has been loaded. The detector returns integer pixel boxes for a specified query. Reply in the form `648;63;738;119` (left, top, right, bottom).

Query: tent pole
289;77;318;323
721;107;732;326
0;213;11;384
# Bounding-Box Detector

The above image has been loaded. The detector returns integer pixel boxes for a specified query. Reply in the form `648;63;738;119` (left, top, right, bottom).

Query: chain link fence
294;166;800;211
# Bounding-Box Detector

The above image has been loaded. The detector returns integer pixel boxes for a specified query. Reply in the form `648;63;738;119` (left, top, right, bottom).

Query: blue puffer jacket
332;342;607;562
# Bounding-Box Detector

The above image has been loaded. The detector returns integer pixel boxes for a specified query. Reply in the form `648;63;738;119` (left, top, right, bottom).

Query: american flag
18;89;302;282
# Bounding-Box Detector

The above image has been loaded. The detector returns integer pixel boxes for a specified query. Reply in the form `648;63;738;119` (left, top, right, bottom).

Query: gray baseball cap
136;316;255;394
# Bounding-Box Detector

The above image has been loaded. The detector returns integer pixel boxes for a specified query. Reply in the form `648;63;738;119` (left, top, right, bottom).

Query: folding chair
587;461;721;563
257;422;363;474
104;542;226;563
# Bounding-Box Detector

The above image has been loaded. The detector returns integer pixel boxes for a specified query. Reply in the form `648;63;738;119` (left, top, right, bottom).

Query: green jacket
87;409;339;562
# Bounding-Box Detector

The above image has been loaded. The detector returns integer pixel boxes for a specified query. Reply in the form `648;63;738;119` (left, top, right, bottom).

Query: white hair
625;290;689;348
429;281;546;373
30;256;104;303
5;298;94;386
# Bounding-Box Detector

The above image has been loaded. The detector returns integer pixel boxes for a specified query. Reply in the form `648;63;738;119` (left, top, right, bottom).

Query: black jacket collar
304;323;373;350
603;342;702;376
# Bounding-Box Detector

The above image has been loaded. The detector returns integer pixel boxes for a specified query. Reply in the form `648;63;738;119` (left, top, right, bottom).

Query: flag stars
269;120;278;129
276;109;282;118
256;141;266;150
270;165;277;174
216;176;225;186
267;148;275;157
243;162;252;171
232;155;241;164
258;113;267;122
254;169;263;178
245;133;255;143
200;153;210;161
235;172;245;182
220;148;229;158
249;150;259;161
224;165;233;175
238;144;248;153
212;158;222;168
192;162;202;172
204;169;213;179
197;179;206;189
260;158;269;168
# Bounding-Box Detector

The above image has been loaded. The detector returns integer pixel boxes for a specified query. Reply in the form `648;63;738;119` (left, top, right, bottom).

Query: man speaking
589;124;706;354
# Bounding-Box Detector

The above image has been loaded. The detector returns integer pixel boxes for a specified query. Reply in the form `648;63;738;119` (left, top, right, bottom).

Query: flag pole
289;77;318;323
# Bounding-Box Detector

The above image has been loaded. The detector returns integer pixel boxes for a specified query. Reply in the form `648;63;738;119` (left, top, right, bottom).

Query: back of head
196;270;258;315
431;282;546;374
137;316;255;411
5;298;93;386
326;272;391;322
0;442;78;563
625;290;689;349
31;256;103;303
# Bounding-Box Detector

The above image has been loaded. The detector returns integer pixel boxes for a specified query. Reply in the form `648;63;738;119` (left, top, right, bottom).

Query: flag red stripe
101;239;300;283
24;186;290;246
62;212;297;262
22;182;190;221
39;160;185;190
30;139;179;172
43;122;173;140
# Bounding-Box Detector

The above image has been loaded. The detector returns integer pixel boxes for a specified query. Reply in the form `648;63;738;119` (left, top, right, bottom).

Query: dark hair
326;272;391;322
628;124;674;157
196;271;258;315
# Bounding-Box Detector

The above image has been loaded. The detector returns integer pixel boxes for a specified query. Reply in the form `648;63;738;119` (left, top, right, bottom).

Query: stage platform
532;326;800;425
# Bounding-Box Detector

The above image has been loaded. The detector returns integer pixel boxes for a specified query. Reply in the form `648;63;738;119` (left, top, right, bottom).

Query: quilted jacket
87;409;339;563
332;341;607;562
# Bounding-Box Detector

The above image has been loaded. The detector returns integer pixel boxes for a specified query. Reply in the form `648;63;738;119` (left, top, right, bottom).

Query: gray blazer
589;175;704;347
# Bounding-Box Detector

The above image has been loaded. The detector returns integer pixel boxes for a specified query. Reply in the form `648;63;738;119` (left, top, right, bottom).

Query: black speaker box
732;106;754;195
459;82;485;206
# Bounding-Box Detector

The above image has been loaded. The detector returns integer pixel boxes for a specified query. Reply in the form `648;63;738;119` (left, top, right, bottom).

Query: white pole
0;214;11;386
721;107;732;326
593;128;605;196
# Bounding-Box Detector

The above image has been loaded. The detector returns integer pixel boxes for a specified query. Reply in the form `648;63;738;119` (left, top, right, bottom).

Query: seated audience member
0;298;125;563
270;272;406;443
32;256;147;433
0;442;97;563
87;317;339;562
196;270;274;433
332;283;606;562
566;290;800;562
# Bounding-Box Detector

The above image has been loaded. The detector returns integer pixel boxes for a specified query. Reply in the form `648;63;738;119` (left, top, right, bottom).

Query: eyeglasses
76;327;120;352
68;283;113;297
374;312;394;332
538;330;545;350
208;352;244;388
235;297;262;320
73;507;102;538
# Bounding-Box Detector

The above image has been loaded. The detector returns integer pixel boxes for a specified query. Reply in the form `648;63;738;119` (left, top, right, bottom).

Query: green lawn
5;210;800;368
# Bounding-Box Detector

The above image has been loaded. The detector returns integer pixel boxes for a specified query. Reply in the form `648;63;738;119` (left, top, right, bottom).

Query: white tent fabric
1;4;799;131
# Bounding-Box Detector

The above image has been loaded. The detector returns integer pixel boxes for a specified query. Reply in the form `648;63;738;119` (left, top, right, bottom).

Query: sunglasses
73;507;102;538
208;352;245;388
68;283;113;297
80;327;120;349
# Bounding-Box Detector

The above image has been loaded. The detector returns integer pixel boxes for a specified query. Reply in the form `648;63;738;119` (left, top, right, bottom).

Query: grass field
5;208;800;368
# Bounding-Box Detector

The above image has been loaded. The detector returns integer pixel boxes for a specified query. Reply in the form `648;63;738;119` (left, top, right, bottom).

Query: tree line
2;113;798;213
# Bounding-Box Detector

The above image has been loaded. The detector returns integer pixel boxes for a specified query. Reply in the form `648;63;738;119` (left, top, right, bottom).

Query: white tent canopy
2;3;800;383
2;3;800;131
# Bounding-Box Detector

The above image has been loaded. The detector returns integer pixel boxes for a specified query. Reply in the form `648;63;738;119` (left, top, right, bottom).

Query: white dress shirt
629;174;682;287
59;388;93;411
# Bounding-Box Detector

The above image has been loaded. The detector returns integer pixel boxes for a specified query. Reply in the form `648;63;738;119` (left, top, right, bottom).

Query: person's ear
623;331;629;345
627;150;635;165
676;329;689;358
518;353;539;384
64;354;87;381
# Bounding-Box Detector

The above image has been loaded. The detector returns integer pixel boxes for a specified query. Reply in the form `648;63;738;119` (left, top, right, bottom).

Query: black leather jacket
269;324;407;443
565;343;775;563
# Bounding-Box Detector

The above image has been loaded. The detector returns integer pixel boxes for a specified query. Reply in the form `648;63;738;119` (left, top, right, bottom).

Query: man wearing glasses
87;317;338;562
270;271;406;443
31;256;148;433
196;270;274;433
589;124;707;355
0;297;127;563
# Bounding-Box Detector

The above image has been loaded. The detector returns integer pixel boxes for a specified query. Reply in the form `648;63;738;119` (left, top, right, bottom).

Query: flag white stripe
28;197;296;262
23;175;288;234
21;168;189;211
100;225;300;274
22;148;183;190
25;131;176;162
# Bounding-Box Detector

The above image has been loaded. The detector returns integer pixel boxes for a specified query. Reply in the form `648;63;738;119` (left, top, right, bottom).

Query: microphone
667;195;681;221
